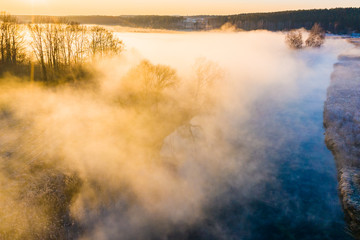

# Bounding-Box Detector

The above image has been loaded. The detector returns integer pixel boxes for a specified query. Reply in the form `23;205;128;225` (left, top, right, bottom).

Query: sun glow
0;0;358;16
28;0;47;6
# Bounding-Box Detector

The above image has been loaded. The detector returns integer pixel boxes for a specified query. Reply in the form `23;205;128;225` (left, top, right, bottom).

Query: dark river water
180;70;351;240
172;80;352;240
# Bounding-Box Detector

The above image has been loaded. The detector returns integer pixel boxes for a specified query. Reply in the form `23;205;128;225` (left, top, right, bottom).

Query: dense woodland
17;8;360;34
211;8;360;33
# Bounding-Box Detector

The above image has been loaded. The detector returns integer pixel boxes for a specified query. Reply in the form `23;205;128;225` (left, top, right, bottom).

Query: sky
1;0;360;16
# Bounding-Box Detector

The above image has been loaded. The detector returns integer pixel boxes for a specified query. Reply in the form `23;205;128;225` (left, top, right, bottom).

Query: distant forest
17;8;360;34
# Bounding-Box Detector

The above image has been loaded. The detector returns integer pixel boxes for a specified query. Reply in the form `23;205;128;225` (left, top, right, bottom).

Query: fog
117;31;348;108
0;31;355;239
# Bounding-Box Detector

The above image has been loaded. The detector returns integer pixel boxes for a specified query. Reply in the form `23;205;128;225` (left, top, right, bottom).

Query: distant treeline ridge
15;8;360;34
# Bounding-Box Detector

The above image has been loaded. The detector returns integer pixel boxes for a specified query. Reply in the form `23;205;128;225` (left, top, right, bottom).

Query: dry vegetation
285;29;304;49
305;23;326;48
285;23;326;49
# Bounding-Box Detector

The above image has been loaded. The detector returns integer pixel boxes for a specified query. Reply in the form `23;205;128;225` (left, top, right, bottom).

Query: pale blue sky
1;0;359;15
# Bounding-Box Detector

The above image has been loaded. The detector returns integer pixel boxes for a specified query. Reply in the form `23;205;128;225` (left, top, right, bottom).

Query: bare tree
122;60;178;94
44;23;63;70
29;23;66;80
28;24;48;80
285;30;303;49
118;60;179;108
305;23;325;48
89;26;123;57
67;24;88;64
191;58;223;112
27;19;124;82
0;12;25;65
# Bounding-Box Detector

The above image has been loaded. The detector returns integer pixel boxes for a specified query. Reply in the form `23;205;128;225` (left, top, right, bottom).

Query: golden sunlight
0;1;360;239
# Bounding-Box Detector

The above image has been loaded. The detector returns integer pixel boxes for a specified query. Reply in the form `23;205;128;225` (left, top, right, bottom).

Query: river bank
324;38;360;238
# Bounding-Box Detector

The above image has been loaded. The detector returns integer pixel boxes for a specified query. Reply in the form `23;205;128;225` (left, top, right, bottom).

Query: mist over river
113;31;354;239
0;29;355;239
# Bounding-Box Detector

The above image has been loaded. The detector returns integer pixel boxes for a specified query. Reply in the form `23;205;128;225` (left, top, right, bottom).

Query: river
115;31;353;239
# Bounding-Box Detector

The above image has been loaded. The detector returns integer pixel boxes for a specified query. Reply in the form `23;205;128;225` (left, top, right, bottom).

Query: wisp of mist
0;30;354;239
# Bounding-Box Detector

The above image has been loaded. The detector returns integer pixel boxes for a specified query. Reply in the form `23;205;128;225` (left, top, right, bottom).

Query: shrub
305;23;325;48
285;30;303;49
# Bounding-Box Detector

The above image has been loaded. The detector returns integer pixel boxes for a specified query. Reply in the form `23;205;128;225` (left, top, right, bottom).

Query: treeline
17;7;360;34
211;8;360;34
18;15;186;30
117;15;185;29
0;13;123;82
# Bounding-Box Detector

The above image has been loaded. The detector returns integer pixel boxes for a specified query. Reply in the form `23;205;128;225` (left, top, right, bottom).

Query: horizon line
10;6;360;17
